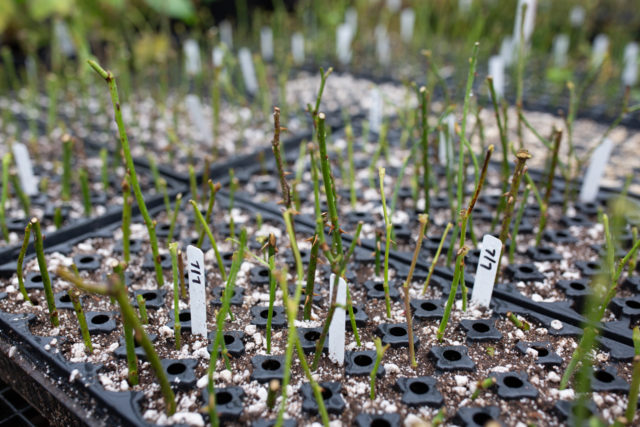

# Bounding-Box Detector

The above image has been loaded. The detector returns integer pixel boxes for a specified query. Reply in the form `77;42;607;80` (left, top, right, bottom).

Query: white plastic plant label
185;94;212;145
238;48;258;95
591;34;609;69
375;25;390;66
512;0;537;46
458;0;472;14
184;39;201;76
260;27;274;61
499;36;514;67
386;0;401;13
471;234;502;308
291;32;305;65
328;274;347;365
569;6;585;27
12;143;38;196
54;20;75;57
336;23;353;65
552;34;570;68
187;245;207;337
368;87;383;134
345;7;358;35
622;42;639;87
488;55;504;99
219;20;233;49
212;46;225;67
400;8;415;43
579;137;614;203
438;114;455;165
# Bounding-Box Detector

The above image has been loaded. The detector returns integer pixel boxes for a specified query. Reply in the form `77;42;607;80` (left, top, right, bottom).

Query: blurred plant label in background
439;114;455;164
54;20;75;57
552;34;570;68
328;274;347;365
488;56;504;99
219;20;233;49
336;23;353;65
622;42;639;87
579;138;613;203
345;7;358;35
12;143;38;196
291;33;305;66
368;88;382;134
183;39;201;76
260;27;273;61
400;8;415;43
375;25;390;67
591;34;609;69
471;234;502;308
238;48;258;95
185;94;212;145
513;0;537;46
187;245;207;337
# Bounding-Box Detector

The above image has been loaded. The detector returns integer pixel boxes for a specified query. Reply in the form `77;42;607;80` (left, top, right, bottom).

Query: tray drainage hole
355;212;366;217
223;253;233;260
538;247;552;255
91;314;110;325
167;363;186;375
389;326;407;336
587;262;599;270
354;355;373;366
594;370;614;383
472;412;493;425
472;323;490;333
159;223;171;230
216;391;233;405
557;231;569;238
260;310;270;319
421;302;437;311
518;265;534;274
142;292;156;300
409;381;429;394
159;254;168;261
320;387;333;400
374;283;385;292
299;250;307;258
570;282;586;291
59;294;71;303
625;300;640;309
532;347;549;357
32;275;43;283
443;350;461;361
259;269;269;277
304;331;321;341
179;312;191;322
503;376;524;388
224;335;235;345
351;307;359;314
370;418;391;427
262;359;281;371
79;256;95;264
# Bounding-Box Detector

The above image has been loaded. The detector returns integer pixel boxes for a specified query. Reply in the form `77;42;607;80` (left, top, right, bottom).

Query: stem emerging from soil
32;218;58;327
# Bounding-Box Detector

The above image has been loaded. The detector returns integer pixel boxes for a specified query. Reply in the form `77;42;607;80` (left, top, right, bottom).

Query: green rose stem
506;311;530;331
487;76;509;231
137;294;148;324
113;261;138;385
419;86;431;213
79;168;91;216
147;154;160;191
31;218;58;327
496;149;532;279
169;243;181;350
271;107;292;210
207;230;246;427
177;249;187;299
432;408;446;426
266;379;279;410
61;134;73;201
266;233;277;354
374;231;382;276
535;128;562;246
67;288;93;353
189;165;199;207
629;227;639;274
346;124;357;209
53;207;63;229
87;59;165;287
16;222;33;304
369;337;390;399
379;167;393;318
303;234;320;321
308;144;327;249
509;185;530;263
196;180;221;248
421;222;453;295
515;4;527;148
168;193;182;241
159;178;171;217
403;214;428;368
121;175;132;264
10;173;30;216
276;211;330;427
190;199;227;281
56;268;174;411
1;153;11;241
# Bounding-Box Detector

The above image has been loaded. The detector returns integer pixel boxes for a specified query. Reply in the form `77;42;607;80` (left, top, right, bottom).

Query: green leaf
142;0;194;19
